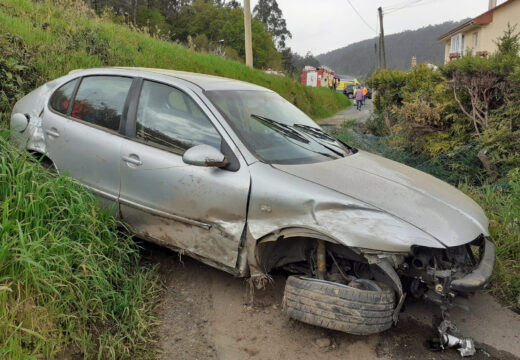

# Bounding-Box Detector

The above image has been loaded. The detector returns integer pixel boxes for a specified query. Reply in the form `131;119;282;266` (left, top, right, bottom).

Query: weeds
465;175;520;310
0;134;160;359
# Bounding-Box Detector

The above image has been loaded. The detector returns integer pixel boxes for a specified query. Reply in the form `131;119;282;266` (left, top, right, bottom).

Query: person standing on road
362;86;368;105
355;85;363;111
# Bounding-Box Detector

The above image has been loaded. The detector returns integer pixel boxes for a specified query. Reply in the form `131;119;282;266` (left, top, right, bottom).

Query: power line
384;0;439;14
346;0;378;34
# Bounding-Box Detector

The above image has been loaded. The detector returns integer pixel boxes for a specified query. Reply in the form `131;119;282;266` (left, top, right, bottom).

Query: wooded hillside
316;20;468;77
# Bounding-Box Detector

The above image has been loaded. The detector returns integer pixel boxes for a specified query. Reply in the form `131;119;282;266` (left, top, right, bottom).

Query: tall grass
0;133;160;359
0;0;349;120
466;178;520;309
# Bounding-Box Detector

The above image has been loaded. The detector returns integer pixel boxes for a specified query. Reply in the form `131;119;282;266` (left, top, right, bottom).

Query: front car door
42;75;134;209
118;78;250;271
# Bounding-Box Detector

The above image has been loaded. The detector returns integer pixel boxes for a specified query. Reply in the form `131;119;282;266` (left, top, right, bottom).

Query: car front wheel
283;276;396;335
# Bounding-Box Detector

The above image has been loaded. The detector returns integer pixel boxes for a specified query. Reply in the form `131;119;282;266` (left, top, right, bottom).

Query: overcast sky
239;0;507;55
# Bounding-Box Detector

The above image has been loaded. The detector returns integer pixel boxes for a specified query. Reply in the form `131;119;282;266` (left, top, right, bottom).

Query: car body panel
117;75;251;268
42;101;124;206
118;137;250;268
247;162;444;253
273;151;488;247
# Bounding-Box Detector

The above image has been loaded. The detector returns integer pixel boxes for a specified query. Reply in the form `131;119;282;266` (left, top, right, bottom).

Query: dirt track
143;243;520;360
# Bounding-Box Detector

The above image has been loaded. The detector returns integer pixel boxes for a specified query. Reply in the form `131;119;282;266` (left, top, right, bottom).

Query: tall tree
253;0;291;50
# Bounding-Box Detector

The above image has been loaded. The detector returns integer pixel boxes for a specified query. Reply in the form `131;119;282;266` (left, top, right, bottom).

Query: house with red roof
437;0;520;63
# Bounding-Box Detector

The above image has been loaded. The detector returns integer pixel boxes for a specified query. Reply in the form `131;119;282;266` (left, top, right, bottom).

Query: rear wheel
283;275;396;335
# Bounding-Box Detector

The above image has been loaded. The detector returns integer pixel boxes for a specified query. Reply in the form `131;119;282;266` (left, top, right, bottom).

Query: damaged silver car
11;67;495;339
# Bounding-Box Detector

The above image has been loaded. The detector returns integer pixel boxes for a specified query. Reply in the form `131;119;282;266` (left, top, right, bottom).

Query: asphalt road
320;98;373;131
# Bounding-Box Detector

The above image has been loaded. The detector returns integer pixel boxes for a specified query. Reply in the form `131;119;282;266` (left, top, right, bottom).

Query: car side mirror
182;144;228;168
11;113;29;132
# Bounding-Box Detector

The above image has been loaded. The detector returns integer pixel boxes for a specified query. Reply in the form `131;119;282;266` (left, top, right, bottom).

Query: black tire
283;276;396;335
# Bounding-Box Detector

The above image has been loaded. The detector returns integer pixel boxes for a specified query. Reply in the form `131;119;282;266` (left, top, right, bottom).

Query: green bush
0;135;160;359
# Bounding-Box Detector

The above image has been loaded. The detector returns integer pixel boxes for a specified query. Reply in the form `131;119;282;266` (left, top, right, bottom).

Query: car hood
273;151;489;247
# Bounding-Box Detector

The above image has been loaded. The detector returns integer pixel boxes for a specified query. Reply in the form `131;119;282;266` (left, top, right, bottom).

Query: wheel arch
253;227;365;274
27;149;57;171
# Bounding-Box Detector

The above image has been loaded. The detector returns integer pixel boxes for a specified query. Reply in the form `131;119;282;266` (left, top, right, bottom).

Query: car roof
109;67;271;92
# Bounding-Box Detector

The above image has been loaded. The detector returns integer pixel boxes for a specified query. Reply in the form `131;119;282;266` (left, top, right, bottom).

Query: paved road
320;99;373;131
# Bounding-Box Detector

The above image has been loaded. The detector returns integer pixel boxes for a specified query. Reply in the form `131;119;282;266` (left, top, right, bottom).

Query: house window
472;32;479;55
450;33;464;54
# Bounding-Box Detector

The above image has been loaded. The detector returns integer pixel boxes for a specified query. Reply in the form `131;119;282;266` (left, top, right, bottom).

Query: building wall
443;0;520;63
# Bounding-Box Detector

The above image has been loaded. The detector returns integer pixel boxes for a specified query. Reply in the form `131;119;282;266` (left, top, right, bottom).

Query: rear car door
42;75;134;209
119;79;250;270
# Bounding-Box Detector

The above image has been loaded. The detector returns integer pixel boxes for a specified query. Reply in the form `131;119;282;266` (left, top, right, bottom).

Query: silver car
11;67;494;337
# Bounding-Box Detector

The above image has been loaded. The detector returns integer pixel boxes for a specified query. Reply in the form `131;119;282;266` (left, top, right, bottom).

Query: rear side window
135;80;221;152
49;79;78;115
71;76;133;131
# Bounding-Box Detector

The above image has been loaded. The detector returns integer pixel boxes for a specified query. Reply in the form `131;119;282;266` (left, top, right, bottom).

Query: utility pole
244;0;253;68
374;42;378;69
378;7;386;68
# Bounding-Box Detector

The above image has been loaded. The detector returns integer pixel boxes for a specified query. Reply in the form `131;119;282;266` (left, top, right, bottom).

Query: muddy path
142;243;520;360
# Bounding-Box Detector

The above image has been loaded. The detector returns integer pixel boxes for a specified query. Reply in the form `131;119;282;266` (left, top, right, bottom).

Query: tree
495;23;520;57
253;0;292;50
225;0;240;9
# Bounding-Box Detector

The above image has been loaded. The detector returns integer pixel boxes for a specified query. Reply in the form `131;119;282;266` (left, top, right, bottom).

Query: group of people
354;85;368;111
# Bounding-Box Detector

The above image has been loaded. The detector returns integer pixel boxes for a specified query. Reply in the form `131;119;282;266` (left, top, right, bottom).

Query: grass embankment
0;0;349;120
335;124;520;310
0;132;160;358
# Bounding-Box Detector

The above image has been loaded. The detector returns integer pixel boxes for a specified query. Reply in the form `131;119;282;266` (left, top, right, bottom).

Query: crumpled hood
273;151;489;247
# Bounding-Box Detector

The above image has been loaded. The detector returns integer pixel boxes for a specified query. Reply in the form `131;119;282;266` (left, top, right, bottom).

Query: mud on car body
10;67;494;338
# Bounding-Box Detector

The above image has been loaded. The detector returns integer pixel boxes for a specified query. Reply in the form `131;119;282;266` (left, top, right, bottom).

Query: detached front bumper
450;239;495;293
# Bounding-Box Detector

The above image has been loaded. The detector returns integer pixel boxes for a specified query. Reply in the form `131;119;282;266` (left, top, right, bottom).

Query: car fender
247;162;444;259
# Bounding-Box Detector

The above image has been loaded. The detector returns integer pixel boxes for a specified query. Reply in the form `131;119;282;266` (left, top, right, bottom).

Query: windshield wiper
293;124;337;142
251;114;309;144
292;124;345;157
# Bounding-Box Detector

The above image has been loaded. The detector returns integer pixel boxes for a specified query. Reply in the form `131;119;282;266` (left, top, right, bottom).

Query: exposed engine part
353;262;373;279
411;252;431;270
433;310;476;357
328;250;355;284
316;240;326;280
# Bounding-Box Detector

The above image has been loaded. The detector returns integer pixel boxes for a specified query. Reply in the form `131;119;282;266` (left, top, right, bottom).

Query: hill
0;0;349;121
316;20;468;78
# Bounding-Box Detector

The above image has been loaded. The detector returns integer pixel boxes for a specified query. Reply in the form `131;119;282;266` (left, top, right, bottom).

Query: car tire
283;276;395;335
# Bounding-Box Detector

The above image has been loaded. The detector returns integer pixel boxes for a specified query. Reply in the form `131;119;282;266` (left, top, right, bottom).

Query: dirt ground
142;243;520;360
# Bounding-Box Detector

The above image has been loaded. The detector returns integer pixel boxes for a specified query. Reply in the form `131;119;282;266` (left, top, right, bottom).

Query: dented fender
246;162;444;257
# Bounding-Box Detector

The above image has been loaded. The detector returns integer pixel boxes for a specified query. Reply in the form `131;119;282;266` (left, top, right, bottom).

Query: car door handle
45;129;60;138
122;155;142;166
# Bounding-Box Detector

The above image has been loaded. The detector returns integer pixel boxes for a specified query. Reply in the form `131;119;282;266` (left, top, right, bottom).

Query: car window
49;79;78;115
70;76;133;131
136;80;221;152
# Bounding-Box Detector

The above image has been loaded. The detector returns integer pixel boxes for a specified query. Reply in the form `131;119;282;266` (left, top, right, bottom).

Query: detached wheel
283;276;395;335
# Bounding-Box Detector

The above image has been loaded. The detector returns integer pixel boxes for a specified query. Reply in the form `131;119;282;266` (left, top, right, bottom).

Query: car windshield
205;90;353;164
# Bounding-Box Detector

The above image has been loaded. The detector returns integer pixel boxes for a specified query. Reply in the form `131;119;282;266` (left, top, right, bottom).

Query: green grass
0;0;349;120
466;180;520;309
0;132;160;359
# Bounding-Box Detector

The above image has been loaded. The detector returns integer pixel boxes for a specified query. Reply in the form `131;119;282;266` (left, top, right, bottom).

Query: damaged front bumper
401;237;495;304
450;239;495;293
